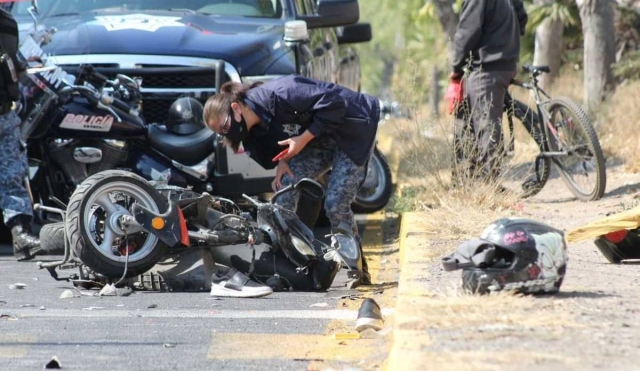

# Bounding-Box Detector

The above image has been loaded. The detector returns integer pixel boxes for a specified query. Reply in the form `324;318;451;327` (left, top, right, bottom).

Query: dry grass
386;102;536;213
597;80;640;171
513;69;640;172
385;67;640;214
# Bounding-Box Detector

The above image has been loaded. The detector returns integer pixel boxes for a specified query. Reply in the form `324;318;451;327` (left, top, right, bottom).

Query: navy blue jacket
243;75;380;169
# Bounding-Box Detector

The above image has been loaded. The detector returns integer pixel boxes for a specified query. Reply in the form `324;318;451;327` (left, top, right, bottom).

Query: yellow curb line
384;211;415;371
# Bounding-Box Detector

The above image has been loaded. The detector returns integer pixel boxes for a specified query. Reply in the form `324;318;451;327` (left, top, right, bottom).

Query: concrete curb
385;211;441;371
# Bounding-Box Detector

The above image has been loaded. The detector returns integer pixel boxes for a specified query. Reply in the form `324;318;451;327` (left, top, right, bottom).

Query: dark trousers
453;70;516;182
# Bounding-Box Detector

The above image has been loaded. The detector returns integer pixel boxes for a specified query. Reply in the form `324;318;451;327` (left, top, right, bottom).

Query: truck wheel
66;170;168;279
352;147;392;214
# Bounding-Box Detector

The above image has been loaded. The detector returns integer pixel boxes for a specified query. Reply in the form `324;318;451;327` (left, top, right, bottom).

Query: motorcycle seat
147;125;215;166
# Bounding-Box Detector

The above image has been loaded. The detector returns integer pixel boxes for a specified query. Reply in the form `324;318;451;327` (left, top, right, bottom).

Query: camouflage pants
0;111;32;225
277;135;367;236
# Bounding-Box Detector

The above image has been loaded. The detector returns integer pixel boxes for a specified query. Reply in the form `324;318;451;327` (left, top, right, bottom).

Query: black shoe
11;223;42;262
355;298;384;332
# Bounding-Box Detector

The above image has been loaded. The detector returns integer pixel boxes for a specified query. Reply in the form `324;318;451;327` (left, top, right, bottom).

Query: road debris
20;304;35;308
0;312;19;320
310;302;329;308
163;343;176;348
8;283;26;290
39;306;46;311
59;290;74;299
44;355;62;369
148;304;158;309
82;307;105;311
98;284;117;296
118;286;133;297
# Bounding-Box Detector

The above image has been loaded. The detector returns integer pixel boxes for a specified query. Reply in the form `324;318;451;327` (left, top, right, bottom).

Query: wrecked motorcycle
38;170;364;292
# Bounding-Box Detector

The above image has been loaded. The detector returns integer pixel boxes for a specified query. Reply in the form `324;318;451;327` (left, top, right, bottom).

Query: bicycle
498;64;607;201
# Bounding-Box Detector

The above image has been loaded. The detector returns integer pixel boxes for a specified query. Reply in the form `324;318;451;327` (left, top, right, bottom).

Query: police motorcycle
35;170;360;293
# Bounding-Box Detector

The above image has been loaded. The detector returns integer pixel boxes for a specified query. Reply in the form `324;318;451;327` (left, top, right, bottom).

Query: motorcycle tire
352;147;393;214
39;222;66;254
66;170;168;279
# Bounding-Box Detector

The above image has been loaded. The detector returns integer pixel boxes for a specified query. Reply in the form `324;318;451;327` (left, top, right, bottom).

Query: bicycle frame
505;71;573;161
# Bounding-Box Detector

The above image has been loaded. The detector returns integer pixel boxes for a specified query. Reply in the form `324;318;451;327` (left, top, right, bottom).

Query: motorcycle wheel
65;170;168;279
40;222;66;254
352;147;393;214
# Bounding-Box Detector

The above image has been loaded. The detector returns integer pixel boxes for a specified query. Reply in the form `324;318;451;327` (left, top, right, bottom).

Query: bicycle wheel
545;97;606;201
500;99;551;198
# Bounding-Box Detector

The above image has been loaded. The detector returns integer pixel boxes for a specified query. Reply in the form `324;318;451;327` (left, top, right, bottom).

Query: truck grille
60;64;230;124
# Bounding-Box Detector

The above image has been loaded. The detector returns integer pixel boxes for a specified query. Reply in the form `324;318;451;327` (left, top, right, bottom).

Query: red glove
445;73;464;115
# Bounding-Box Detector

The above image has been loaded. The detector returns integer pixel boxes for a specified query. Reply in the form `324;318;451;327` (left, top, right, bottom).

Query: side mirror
337;23;372;44
116;74;140;90
294;178;325;201
28;0;39;31
298;0;359;29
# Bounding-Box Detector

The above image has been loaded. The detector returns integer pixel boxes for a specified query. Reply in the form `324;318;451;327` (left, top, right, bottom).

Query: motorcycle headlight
290;235;316;257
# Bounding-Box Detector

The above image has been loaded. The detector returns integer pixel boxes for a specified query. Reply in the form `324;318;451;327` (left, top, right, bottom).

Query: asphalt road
0;220;379;371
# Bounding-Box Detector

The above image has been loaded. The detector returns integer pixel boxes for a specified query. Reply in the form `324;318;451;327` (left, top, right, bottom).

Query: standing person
202;75;380;288
449;0;528;182
0;8;41;261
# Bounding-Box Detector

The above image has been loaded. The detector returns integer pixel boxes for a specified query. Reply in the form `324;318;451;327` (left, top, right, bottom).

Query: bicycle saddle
522;64;551;74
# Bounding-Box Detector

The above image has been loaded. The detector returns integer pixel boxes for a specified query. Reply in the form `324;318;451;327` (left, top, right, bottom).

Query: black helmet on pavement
166;97;204;135
442;218;568;294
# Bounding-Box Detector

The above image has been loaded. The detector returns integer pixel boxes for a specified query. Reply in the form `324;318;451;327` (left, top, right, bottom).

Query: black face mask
224;111;248;150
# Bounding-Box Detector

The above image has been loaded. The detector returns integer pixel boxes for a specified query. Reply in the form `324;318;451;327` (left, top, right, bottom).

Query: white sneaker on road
210;267;273;298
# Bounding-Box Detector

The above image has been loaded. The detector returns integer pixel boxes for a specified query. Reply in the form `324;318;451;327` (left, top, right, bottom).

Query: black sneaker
355;298;384;332
210;267;273;298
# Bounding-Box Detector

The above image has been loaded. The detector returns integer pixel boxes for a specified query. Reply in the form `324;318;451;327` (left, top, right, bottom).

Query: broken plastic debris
117;287;133;297
358;328;383;339
98;284;117;296
333;333;360;340
44;355;62;369
59;290;74;299
147;304;158;309
0;312;18;320
310;302;329;308
8;283;26;290
39;306;46;311
163;343;176;348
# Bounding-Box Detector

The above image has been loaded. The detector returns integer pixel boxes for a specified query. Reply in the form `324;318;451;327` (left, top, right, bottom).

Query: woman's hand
272;160;294;192
276;130;315;161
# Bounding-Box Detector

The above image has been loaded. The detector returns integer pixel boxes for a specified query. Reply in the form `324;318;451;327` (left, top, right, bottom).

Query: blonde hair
202;81;263;129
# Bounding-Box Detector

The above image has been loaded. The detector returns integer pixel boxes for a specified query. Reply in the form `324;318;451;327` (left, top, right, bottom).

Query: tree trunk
532;0;565;91
576;0;616;114
432;0;459;59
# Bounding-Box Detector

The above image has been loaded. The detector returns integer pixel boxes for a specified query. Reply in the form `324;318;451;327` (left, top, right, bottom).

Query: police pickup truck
8;0;391;216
